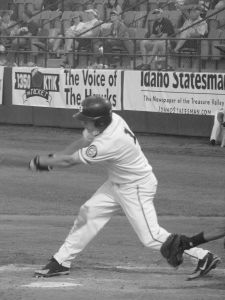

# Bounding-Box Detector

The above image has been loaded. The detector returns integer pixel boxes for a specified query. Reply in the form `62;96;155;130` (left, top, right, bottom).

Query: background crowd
0;0;224;69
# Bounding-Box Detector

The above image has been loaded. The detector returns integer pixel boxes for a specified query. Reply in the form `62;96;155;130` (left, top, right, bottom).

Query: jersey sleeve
78;141;112;165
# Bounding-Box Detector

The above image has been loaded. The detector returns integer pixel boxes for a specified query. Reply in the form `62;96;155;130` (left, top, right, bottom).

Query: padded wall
0;67;213;137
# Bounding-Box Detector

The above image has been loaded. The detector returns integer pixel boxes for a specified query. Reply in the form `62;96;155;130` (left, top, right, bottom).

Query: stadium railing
2;0;225;72
1;34;225;72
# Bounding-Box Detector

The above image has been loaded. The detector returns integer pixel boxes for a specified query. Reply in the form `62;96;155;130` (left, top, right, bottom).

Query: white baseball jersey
78;113;153;184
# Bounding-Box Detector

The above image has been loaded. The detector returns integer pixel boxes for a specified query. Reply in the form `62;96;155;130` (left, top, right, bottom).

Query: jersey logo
86;145;97;158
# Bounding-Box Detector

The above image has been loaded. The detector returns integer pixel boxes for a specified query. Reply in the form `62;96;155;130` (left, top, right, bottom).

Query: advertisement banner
12;67;122;110
123;70;225;115
0;66;4;105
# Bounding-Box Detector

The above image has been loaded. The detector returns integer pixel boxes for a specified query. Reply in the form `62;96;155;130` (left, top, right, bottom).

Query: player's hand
29;155;52;172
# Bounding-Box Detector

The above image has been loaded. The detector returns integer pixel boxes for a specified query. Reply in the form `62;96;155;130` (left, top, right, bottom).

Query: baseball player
210;108;225;147
29;96;220;280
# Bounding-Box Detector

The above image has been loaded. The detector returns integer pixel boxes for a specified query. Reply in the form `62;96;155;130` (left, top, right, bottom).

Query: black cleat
187;252;221;280
34;257;70;278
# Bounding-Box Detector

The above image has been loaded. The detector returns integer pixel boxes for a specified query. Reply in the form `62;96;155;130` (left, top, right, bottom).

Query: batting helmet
73;96;112;127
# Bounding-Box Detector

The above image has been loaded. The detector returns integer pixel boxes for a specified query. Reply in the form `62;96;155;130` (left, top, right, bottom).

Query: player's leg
175;226;224;280
34;180;120;277
210;110;223;145
114;173;170;250
113;174;220;279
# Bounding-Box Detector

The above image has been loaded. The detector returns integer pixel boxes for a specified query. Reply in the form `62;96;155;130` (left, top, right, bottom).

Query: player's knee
75;205;89;227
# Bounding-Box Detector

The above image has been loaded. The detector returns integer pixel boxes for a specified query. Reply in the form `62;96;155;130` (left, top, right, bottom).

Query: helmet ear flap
94;114;112;128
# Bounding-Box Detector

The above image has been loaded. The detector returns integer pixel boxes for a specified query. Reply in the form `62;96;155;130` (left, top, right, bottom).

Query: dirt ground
0;124;224;300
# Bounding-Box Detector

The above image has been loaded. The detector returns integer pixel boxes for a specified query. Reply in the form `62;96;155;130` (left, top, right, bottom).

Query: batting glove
29;155;53;171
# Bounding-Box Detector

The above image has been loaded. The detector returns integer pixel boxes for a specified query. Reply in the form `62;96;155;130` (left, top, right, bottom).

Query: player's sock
188;232;207;248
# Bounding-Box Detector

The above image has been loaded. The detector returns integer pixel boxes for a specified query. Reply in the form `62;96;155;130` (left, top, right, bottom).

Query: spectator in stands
76;9;101;50
101;10;134;66
214;0;225;10
26;0;43;16
0;10;19;65
0;0;12;10
52;12;85;59
6;9;41;66
103;0;122;21
182;0;214;15
199;0;211;17
0;10;18;49
173;5;208;53
0;10;13;65
61;9;101;67
137;8;175;70
64;13;85;53
211;0;220;9
45;27;63;57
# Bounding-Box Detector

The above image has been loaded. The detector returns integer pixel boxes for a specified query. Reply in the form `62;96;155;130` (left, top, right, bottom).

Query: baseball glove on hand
160;234;185;268
29;155;52;171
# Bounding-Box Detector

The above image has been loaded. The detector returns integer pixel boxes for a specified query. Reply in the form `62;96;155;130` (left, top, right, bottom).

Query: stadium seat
133;11;147;27
73;0;84;11
14;0;32;19
214;30;225;58
148;0;158;11
139;3;148;11
26;0;43;13
123;10;148;28
214;8;225;29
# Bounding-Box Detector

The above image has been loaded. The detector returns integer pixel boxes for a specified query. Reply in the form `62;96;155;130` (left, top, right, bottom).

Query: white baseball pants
54;174;208;268
210;109;225;146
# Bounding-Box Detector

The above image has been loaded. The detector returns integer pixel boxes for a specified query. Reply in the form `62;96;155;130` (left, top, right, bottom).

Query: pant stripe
136;185;163;245
136;187;201;261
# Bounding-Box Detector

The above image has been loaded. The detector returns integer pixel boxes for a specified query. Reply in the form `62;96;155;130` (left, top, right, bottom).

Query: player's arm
29;135;91;171
29;151;82;171
54;136;91;155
